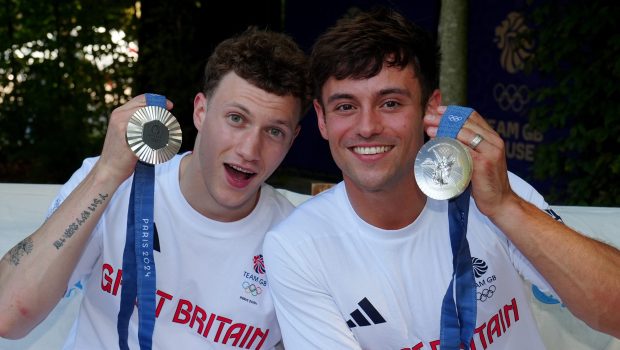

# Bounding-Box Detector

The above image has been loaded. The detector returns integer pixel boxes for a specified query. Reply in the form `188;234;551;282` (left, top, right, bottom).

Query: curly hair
203;27;311;117
310;7;440;110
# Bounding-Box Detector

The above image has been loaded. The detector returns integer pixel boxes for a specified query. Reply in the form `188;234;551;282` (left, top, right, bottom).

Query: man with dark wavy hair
0;27;310;349
264;7;620;349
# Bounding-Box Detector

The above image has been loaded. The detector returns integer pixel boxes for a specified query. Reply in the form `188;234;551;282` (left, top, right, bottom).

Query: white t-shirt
49;153;293;349
264;173;557;350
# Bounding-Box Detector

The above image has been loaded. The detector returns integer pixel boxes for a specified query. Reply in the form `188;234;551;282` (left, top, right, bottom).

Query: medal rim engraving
126;106;182;165
414;137;473;200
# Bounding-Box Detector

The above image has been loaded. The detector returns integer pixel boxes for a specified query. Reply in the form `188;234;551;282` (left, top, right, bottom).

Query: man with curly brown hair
0;27;310;350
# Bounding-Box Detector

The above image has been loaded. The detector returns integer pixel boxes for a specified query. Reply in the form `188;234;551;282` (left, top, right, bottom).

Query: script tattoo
3;237;34;266
53;193;109;250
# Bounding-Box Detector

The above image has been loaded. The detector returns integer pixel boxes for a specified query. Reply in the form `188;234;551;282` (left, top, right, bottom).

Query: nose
357;108;384;138
236;130;261;162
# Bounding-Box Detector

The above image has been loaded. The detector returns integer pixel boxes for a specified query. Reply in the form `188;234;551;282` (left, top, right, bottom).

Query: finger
424;106;504;151
425;125;439;138
461;118;505;152
116;94;174;112
422;107;445;138
425;106;495;133
455;126;499;155
423;106;494;144
464;110;495;134
423;105;490;136
422;106;443;129
114;94;148;113
424;121;499;156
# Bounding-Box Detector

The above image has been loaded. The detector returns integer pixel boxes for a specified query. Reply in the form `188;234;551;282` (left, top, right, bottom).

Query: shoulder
265;182;349;246
237;184;303;231
260;184;296;216
284;182;344;224
263;184;351;281
47;156;100;217
468;172;549;229
70;156;100;184
507;171;548;209
303;182;344;210
155;152;186;178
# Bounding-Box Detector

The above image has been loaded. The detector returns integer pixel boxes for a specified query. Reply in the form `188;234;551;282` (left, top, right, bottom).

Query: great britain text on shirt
400;297;520;350
101;261;271;349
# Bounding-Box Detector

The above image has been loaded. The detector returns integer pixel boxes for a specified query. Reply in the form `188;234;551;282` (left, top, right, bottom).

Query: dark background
1;0;619;205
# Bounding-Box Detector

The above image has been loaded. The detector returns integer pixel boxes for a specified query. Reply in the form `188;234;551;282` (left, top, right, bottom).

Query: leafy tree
0;0;136;183
0;0;283;184
525;1;620;205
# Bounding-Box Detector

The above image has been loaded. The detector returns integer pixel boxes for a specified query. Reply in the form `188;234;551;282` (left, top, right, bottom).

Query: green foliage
0;0;136;183
525;1;620;206
0;0;283;184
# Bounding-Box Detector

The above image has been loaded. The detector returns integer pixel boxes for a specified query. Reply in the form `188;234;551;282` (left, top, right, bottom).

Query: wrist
486;192;528;225
92;156;134;189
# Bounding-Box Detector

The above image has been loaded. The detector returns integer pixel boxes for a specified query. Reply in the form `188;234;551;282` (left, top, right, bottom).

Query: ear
287;124;301;148
425;89;442;115
193;92;208;130
314;99;328;140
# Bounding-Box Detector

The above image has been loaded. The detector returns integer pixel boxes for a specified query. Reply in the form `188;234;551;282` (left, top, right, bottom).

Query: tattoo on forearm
3;237;34;266
53;193;109;250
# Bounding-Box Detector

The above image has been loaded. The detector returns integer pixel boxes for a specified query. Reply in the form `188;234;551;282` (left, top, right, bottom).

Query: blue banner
467;0;552;192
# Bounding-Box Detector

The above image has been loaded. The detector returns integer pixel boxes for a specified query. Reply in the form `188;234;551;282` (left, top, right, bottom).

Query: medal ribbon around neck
118;93;181;350
415;105;477;350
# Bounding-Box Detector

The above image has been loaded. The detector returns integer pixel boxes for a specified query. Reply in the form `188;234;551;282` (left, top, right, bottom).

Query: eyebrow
326;93;354;105
378;87;411;98
326;87;412;105
229;102;251;115
270;118;295;129
229;102;296;129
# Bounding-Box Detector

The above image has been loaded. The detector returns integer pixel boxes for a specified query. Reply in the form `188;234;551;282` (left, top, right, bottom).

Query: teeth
353;146;392;155
229;164;254;174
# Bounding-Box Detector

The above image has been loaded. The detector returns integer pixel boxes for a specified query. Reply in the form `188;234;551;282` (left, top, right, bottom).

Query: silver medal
414;137;472;200
126;106;182;165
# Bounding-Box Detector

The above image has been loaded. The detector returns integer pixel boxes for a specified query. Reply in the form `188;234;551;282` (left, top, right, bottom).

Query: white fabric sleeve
46;157;103;291
263;231;362;350
497;172;560;297
46;158;97;219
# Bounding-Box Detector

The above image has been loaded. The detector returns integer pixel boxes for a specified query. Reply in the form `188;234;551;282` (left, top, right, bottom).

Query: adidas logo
346;297;386;328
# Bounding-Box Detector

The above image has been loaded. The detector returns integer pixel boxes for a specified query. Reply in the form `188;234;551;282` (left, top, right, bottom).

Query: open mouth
351;146;393;155
225;163;256;181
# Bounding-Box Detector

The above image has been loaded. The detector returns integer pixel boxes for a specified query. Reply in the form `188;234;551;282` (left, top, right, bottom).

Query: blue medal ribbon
436;105;477;350
118;93;164;350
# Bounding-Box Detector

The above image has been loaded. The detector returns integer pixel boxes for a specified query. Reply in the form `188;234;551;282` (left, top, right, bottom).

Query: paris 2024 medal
126;106;182;165
414;137;472;200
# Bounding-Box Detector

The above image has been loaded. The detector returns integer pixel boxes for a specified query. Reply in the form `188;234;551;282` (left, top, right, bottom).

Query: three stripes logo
346;297;386;329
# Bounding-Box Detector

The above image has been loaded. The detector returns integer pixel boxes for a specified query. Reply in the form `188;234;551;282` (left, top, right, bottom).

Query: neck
344;177;427;230
179;153;258;222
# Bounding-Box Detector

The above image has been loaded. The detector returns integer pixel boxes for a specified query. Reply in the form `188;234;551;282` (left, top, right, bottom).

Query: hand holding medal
420;105;512;218
126;94;182;164
415;105;475;200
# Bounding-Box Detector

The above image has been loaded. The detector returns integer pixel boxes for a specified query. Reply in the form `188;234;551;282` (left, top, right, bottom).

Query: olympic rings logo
493;83;530;113
242;281;262;296
477;284;496;302
448;114;462;122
